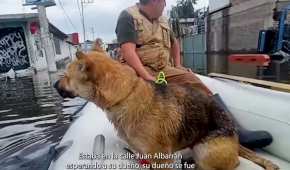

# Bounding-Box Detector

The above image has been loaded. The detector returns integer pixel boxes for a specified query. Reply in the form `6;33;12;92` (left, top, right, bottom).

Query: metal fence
182;34;207;75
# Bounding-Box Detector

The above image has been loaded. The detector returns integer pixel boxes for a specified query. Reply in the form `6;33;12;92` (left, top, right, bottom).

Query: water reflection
0;71;85;170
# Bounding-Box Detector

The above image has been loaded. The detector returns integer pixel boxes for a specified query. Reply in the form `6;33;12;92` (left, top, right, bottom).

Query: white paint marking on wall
0;32;29;69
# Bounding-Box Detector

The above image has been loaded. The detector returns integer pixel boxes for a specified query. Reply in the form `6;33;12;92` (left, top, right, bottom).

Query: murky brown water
0;71;85;170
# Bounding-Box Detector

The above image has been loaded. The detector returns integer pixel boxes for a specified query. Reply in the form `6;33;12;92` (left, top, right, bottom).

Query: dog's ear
76;58;97;81
78;61;87;72
76;51;86;60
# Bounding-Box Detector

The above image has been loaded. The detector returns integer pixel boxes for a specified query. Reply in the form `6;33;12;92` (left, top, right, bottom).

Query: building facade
207;0;290;73
0;13;78;74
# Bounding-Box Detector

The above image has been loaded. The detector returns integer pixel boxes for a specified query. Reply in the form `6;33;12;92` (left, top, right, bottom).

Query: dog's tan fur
55;51;279;170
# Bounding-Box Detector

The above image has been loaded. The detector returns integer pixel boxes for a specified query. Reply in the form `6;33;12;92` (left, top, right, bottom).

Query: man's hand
121;42;156;82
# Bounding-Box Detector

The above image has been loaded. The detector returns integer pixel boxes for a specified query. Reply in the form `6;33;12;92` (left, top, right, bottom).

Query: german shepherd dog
54;51;278;170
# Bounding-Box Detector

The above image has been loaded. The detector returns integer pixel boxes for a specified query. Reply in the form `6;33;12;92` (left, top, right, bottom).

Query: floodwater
0;71;85;170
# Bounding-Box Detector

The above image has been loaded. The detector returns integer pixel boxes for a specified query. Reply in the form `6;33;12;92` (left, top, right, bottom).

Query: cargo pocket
161;24;171;48
138;46;164;71
133;19;146;45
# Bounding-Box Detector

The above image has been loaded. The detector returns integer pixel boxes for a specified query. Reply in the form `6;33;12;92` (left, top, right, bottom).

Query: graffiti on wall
0;27;30;73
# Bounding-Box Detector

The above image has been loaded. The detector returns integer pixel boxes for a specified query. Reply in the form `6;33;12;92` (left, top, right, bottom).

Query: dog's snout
54;80;60;89
53;79;76;98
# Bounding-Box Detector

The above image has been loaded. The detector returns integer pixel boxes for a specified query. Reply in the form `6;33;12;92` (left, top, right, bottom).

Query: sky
0;0;209;43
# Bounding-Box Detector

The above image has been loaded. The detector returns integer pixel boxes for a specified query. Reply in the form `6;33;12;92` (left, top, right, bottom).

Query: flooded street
0;71;85;170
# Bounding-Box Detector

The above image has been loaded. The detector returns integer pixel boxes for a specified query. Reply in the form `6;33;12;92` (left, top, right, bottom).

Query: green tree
170;0;199;37
171;0;198;18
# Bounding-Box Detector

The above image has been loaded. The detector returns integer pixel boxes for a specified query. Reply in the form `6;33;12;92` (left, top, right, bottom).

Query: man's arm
171;38;181;67
116;11;155;81
121;42;155;81
170;35;193;72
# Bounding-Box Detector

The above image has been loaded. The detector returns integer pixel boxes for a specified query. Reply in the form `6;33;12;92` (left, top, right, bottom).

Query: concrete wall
231;0;253;6
28;32;77;71
228;2;274;52
0;19;78;73
54;37;70;61
207;0;290;73
26;20;48;71
53;36;77;69
69;44;77;60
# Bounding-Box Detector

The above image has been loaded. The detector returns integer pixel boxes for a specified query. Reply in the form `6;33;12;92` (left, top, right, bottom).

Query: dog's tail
239;145;279;170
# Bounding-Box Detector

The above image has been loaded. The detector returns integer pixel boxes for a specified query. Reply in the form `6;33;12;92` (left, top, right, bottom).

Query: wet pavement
0;71;85;170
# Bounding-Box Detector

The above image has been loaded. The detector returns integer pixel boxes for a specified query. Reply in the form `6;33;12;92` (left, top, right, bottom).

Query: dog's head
54;51;138;108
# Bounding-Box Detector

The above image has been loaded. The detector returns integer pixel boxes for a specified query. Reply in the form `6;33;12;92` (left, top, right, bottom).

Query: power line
76;0;84;42
57;0;77;32
81;0;86;42
76;0;82;20
91;27;95;40
75;0;83;42
79;0;94;43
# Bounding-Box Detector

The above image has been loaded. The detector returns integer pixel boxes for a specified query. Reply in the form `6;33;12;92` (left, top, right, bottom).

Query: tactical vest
126;5;172;71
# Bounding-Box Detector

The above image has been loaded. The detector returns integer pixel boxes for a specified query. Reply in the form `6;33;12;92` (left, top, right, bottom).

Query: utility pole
81;0;86;43
38;5;57;72
80;0;94;51
23;0;57;72
91;27;95;40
